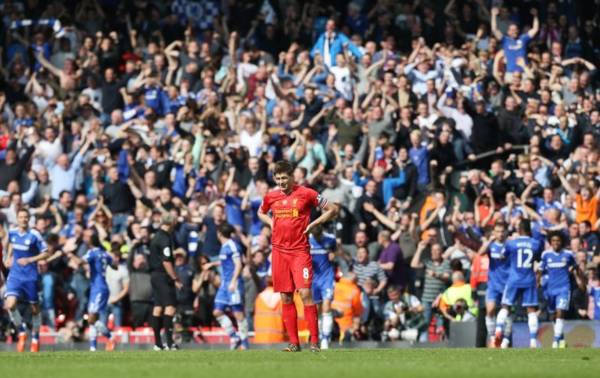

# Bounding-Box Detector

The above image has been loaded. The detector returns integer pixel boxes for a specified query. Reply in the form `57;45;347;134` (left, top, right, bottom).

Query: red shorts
272;248;313;293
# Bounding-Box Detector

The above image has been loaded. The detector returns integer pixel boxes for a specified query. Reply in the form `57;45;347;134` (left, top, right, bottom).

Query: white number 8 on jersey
303;267;310;280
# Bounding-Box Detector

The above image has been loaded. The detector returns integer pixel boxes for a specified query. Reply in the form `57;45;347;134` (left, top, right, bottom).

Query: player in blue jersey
478;222;512;348
496;219;543;348
3;208;49;353
65;230;118;351
207;223;249;350
538;232;580;348
309;225;337;350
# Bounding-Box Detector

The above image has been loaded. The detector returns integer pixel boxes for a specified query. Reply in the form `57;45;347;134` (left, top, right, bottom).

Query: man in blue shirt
205;223;249;350
521;183;563;215
4;208;49;353
309;225;337;350
311;19;362;68
539;232;579;348
224;181;245;232
478;222;511;348
491;7;539;74
65;230;118;351
496;219;543;348
409;130;429;187
144;80;168;116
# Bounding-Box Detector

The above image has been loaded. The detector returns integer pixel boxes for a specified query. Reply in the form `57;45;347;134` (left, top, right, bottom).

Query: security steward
149;213;182;350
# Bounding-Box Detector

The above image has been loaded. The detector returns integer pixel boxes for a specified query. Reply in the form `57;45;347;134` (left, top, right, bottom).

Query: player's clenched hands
174;279;183;290
228;281;237;293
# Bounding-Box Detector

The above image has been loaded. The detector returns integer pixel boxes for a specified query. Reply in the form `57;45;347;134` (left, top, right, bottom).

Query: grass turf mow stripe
0;349;599;378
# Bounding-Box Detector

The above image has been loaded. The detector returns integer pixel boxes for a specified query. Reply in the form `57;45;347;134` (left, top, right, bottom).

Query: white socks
495;308;509;335
322;312;334;341
528;312;538;341
554;318;564;342
9;309;23;330
95;320;111;338
237;318;248;341
504;314;513;338
217;314;236;337
89;323;98;342
485;316;495;339
31;312;41;340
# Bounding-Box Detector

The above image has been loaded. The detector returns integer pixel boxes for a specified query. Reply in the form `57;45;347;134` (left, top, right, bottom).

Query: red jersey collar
279;184;299;195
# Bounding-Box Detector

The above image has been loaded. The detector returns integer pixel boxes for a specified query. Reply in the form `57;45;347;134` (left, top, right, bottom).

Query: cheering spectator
311;19;362;68
491;7;539;75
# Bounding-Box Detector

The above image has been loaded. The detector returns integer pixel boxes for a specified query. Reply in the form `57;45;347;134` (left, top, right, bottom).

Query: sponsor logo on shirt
273;208;299;218
507;40;523;50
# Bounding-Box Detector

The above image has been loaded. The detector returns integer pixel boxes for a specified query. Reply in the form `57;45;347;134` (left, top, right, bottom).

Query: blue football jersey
83;247;113;291
487;241;510;286
503;236;543;287
8;228;48;280
309;233;336;277
539;249;575;294
533;198;562;214
219;239;242;284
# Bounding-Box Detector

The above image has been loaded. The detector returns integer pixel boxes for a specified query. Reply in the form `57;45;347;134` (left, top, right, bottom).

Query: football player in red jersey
257;160;338;352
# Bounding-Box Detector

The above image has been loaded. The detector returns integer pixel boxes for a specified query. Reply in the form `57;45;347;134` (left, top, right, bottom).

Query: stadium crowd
0;0;600;346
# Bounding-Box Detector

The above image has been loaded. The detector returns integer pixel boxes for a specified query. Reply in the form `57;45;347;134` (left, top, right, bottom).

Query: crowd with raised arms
0;0;599;348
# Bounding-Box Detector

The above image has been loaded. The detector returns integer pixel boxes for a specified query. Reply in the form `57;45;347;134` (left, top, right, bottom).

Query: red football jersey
260;184;328;252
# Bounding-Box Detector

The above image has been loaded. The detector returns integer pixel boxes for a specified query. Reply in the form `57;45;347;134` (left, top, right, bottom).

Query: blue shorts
88;289;109;314
544;290;571;313
502;283;538;307
312;271;334;304
4;277;39;304
485;281;506;305
214;281;244;313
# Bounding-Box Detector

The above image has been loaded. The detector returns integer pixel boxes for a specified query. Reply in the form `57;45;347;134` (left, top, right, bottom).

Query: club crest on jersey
292;198;298;206
282;199;287;205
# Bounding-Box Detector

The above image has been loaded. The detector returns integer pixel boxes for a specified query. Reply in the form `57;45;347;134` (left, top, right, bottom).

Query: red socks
304;304;319;344
282;303;299;345
282;303;319;345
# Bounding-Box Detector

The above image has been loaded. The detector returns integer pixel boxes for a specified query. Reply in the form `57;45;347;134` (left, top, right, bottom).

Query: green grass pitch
0;349;599;378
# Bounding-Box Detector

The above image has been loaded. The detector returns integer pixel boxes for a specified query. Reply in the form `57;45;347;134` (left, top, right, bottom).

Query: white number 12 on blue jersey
517;248;533;269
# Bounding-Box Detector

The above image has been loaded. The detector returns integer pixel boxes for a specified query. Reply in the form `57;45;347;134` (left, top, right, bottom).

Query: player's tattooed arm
19;250;50;266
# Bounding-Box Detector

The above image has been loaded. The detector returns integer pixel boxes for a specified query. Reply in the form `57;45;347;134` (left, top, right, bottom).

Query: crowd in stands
0;0;600;345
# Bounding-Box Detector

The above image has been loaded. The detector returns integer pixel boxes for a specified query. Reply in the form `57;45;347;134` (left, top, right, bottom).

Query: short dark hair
90;232;102;248
548;231;564;246
494;221;506;229
17;207;30;217
218;223;235;239
450;258;463;272
519;219;532;235
274;160;294;175
47;233;60;245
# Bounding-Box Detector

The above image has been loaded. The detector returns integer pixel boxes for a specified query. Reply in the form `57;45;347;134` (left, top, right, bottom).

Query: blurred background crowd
0;0;600;345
